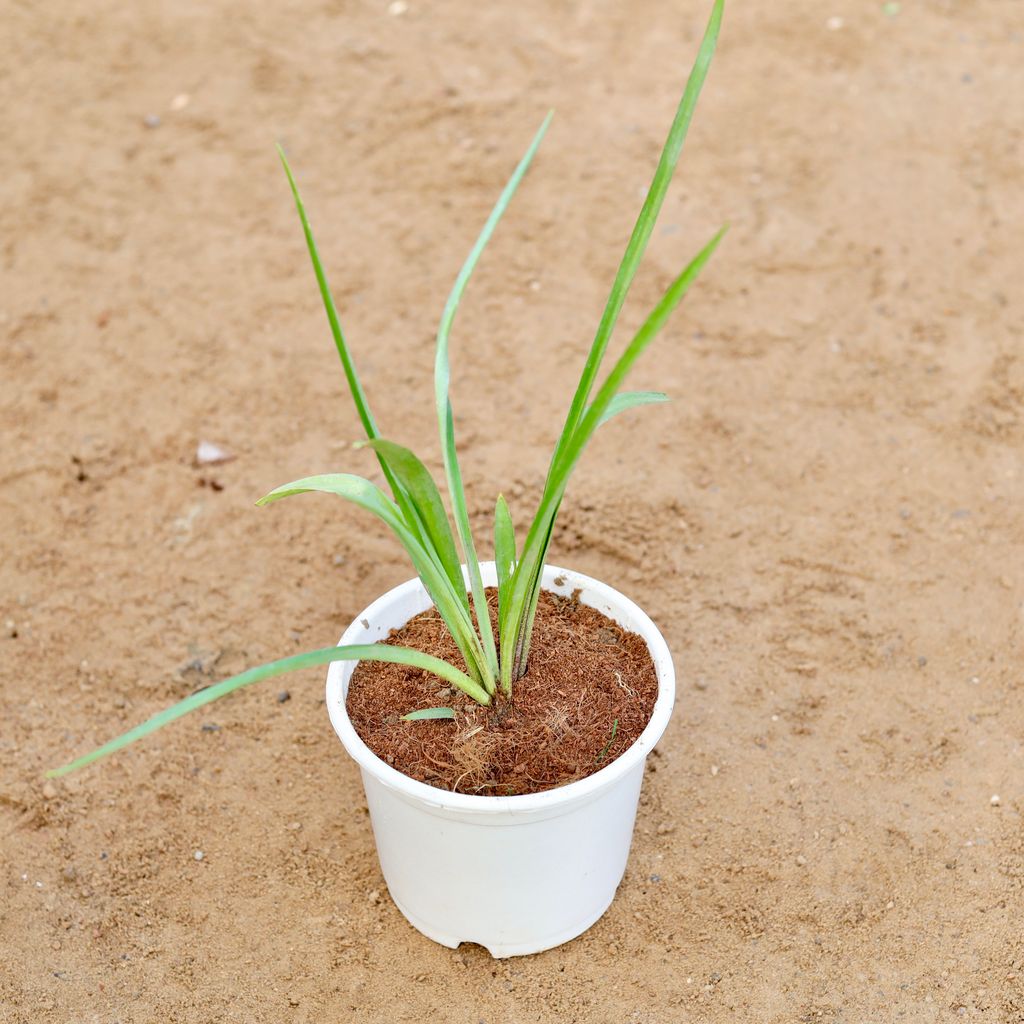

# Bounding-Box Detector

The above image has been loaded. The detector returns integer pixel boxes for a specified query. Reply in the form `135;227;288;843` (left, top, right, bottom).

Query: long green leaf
505;0;725;685
595;390;669;427
48;643;487;777
257;473;493;691
549;0;723;457
359;438;468;611
277;145;404;503
434;112;553;685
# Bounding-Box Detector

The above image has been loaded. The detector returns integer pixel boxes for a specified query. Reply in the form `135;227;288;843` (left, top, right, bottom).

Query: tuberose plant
50;0;724;777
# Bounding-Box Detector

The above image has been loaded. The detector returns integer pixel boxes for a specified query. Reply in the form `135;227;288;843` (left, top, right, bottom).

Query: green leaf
277;146;405;504
401;706;457;721
48;643;487;778
359;438;468;612
502;0;725;687
435;111;553;687
549;0;723;455
257;473;493;690
595;390;668;427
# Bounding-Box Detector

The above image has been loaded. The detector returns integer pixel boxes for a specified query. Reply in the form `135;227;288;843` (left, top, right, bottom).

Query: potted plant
51;0;725;957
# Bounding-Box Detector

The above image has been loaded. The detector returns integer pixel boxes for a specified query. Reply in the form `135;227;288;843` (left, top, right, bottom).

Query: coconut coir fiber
347;587;658;795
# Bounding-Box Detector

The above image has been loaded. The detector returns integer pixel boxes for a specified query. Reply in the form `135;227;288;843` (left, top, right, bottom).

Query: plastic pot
325;562;675;958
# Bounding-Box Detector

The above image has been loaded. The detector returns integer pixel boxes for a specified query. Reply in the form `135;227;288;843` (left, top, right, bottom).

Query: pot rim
325;563;675;814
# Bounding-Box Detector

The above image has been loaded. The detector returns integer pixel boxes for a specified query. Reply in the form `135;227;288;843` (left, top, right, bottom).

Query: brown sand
2;1;1023;1020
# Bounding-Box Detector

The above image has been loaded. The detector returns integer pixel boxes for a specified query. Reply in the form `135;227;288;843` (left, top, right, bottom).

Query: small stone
368;888;381;904
917;656;928;667
195;440;234;466
387;0;408;13
999;576;1012;590
42;781;58;800
656;823;675;835
694;677;708;691
143;113;161;129
991;794;1001;806
886;900;895;909
200;723;220;732
795;854;807;867
170;92;190;111
277;691;291;704
826;15;844;30
288;995;300;1007
193;850;204;861
286;821;302;831
710;765;719;777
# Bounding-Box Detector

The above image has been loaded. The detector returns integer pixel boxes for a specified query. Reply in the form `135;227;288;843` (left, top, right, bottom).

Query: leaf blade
401;706;457;721
595;390;669;427
277;146;405;503
435;112;553;685
49;643;487;778
549;0;723;452
257;473;492;687
360;438;468;610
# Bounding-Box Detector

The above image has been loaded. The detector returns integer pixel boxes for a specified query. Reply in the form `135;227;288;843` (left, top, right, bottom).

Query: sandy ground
2;0;1023;1020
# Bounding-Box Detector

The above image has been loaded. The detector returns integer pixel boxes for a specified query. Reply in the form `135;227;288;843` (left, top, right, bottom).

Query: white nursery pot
325;562;675;958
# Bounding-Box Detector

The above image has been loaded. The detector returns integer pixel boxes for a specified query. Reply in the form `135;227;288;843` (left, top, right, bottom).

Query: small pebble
143;113;161;129
170;92;190;111
195;440;234;466
368;888;382;904
277;691;291;704
200;723;220;732
42;781;57;800
387;0;408;14
991;794;1001;806
826;15;844;30
286;821;302;831
656;822;675;835
193;850;204;861
710;764;719;777
795;854;807;867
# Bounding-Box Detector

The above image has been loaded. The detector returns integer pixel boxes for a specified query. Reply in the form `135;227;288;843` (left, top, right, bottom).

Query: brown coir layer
346;588;658;795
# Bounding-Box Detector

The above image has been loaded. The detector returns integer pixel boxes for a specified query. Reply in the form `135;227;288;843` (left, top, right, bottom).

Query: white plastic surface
325;563;675;958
